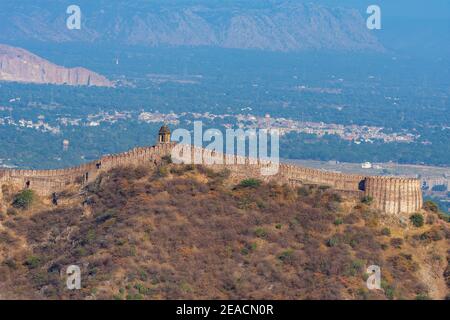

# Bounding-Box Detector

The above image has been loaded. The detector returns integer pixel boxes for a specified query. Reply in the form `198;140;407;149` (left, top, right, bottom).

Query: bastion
0;126;422;215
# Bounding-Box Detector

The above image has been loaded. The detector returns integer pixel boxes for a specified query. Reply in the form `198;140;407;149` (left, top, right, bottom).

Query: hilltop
0;44;113;87
0;161;448;299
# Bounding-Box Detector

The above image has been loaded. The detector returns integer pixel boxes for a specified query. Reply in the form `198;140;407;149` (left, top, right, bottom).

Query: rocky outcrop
0;44;113;87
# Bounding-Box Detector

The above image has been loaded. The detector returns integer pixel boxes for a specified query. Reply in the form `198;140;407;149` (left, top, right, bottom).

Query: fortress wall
186;146;365;192
277;164;365;192
364;177;422;215
0;143;423;215
191;146;422;215
0;143;177;197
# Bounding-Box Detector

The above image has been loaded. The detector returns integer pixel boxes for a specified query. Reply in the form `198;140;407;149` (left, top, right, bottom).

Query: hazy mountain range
0;0;383;52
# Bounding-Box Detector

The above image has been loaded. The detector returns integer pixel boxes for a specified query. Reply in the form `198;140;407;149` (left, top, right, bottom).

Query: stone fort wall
0;143;422;215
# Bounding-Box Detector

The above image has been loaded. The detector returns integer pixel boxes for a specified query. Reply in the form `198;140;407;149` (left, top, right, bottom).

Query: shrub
3;258;17;270
390;238;403;248
416;293;431;300
343;213;360;224
437;212;450;223
240;247;249;255
254;227;267;238
196;165;216;178
126;293;143;300
0;231;16;245
238;178;261;188
156;166;169;177
334;218;343;226
297;186;310;197
170;164;195;176
278;249;294;263
75;175;85;184
331;193;343;203
24;255;41;269
381;227;391;236
133;166;150;179
95;211;117;224
384;285;395;300
161;155;173;164
423;200;439;213
216;168;231;179
347;259;365;276
327;200;341;212
361;196;373;205
410;213;424;228
241;242;257;256
326;236;339;247
6;207;17;216
12;190;35;210
419;228;443;242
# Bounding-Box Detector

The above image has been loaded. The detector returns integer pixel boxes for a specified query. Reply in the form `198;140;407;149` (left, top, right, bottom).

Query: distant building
63;139;70;151
265;114;271;129
362;162;372;169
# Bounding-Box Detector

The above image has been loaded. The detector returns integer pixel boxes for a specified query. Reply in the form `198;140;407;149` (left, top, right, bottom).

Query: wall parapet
0;142;422;215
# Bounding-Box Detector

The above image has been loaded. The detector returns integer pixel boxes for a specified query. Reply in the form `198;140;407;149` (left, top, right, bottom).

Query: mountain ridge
0;44;113;87
0;1;384;52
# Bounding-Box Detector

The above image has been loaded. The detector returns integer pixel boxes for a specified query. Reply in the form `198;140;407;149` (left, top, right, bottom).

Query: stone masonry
0;140;422;215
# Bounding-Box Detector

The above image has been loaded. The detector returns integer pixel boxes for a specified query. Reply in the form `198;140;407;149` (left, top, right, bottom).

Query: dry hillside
0;161;449;300
0;44;113;87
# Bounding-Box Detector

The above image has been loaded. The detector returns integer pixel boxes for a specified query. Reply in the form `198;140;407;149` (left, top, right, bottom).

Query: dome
159;124;170;134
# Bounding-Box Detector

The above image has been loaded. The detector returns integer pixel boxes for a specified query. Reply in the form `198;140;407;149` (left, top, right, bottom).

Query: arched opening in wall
96;162;101;169
25;181;30;189
358;180;366;191
85;172;89;182
52;193;58;206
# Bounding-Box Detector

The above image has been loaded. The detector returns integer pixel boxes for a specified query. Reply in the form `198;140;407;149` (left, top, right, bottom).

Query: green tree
410;213;424;228
12;190;35;210
238;178;261;188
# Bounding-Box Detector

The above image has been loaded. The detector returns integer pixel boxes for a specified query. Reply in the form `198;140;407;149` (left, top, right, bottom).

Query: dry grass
0;164;448;300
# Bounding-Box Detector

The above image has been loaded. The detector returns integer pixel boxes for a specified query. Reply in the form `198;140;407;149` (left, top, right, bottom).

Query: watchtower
158;124;171;143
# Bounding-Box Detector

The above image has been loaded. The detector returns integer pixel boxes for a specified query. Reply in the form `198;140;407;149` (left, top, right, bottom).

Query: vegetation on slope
0;164;448;299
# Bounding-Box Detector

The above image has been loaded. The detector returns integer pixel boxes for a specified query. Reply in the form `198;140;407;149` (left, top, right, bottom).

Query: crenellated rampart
0;142;423;215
